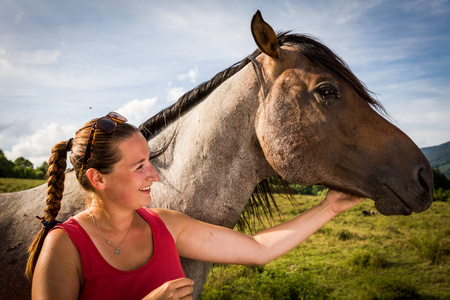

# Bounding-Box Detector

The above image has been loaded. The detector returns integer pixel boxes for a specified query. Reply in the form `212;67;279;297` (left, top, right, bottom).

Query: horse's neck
148;66;276;226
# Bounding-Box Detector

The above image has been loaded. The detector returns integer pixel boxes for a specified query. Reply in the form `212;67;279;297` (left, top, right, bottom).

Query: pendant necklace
89;207;133;255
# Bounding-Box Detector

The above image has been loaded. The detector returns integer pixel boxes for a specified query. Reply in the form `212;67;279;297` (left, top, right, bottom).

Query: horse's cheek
256;97;317;184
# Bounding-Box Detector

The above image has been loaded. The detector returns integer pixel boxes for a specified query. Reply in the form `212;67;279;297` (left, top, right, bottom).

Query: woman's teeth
139;186;151;191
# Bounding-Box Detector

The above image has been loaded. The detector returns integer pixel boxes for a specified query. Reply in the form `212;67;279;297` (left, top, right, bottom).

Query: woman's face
100;132;159;210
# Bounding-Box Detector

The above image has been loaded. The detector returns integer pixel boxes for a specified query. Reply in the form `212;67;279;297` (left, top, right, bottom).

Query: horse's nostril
418;167;433;194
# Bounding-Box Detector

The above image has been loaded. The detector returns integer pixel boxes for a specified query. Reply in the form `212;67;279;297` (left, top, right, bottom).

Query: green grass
0;177;46;193
201;195;450;299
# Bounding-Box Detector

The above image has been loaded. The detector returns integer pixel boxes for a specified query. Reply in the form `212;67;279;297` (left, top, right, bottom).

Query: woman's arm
157;190;363;265
32;229;82;300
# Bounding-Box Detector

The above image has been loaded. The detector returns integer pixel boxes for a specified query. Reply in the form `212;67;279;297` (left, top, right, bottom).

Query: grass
201;195;450;299
0;177;46;193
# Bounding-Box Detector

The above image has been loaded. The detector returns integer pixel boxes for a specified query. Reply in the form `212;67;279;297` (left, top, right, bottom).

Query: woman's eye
136;164;143;170
316;84;340;99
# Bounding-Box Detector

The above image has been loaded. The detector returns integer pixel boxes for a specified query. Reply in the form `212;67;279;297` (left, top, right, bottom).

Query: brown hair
25;116;139;280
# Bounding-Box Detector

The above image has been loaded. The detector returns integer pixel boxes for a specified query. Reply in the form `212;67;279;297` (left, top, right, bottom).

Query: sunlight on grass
0;178;46;193
202;195;450;299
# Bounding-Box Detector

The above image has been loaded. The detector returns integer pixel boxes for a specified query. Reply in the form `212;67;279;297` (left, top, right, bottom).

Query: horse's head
251;11;433;215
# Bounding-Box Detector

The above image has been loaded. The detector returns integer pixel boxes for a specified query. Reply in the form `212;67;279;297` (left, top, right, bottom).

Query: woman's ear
86;168;106;190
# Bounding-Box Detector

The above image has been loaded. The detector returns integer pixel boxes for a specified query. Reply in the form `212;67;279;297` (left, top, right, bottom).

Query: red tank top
55;207;185;300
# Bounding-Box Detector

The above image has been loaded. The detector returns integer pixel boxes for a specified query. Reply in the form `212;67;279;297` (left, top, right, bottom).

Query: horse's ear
251;10;280;60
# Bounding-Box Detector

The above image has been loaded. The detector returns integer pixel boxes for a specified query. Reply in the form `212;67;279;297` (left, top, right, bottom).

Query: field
2;179;448;299
201;194;450;299
0;177;46;193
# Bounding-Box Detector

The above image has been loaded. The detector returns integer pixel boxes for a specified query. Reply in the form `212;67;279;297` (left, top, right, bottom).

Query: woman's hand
322;189;365;215
142;278;194;300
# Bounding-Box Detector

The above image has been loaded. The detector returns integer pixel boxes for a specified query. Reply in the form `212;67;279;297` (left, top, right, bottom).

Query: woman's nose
147;163;160;182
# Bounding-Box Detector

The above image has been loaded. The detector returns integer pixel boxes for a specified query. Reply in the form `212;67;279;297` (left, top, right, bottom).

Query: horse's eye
316;84;340;99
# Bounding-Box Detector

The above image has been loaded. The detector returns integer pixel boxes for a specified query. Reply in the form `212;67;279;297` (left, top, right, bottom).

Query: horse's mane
139;31;384;139
139;32;384;232
138;50;259;139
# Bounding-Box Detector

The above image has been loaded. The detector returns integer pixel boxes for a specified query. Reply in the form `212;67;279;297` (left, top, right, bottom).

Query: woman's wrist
320;190;365;216
319;194;340;217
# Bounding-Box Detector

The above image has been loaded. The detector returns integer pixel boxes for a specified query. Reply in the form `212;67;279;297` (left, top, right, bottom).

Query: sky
1;0;449;168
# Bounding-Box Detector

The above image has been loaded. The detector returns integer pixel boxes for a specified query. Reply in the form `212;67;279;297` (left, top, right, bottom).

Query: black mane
139;32;383;139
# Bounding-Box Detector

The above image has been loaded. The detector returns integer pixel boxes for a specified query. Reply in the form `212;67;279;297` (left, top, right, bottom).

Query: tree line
433;168;450;202
0;149;48;179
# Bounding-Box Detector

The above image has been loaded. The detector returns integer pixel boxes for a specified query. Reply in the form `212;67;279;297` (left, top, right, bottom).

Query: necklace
89;207;133;255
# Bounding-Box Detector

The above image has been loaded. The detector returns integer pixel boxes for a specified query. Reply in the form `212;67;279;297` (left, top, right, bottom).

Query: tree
0;150;14;177
12;157;34;179
14;157;34;169
433;168;450;190
35;161;49;179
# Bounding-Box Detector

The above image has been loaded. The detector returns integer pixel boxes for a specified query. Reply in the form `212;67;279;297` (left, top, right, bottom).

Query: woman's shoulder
151;208;186;224
37;227;82;279
150;208;199;241
33;227;82;297
45;226;80;255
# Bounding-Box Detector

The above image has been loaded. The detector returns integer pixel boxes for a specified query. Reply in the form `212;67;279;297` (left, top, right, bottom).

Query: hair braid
25;140;68;281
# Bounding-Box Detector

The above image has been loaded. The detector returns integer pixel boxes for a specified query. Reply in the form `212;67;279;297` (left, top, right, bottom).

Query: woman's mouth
139;186;151;192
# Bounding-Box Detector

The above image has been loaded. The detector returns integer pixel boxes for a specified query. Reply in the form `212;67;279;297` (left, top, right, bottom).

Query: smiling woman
26;112;189;299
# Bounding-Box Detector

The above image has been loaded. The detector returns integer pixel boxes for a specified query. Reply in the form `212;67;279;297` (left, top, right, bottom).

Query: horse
0;11;433;299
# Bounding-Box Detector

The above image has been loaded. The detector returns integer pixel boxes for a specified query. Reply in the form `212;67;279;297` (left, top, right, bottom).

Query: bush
290;184;313;195
290;184;327;196
434;188;450;202
433;168;450;190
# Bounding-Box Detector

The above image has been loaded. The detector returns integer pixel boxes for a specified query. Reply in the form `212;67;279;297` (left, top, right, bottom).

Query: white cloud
0;58;12;69
166;81;186;103
116;98;158;126
4;122;75;168
165;67;199;103
177;66;199;83
14;49;61;65
0;48;61;66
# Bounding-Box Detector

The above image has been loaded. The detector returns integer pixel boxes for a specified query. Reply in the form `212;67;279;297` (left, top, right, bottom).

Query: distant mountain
421;141;450;177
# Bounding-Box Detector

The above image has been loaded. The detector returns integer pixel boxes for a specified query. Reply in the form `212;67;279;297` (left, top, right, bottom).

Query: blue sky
1;0;449;167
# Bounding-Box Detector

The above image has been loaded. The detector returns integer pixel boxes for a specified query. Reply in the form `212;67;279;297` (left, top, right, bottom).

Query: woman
27;112;363;299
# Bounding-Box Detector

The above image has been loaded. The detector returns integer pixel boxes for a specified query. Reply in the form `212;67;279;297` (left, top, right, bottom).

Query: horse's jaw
373;187;432;216
323;182;433;216
314;154;434;216
370;168;433;216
